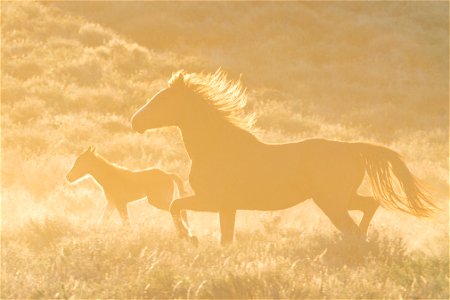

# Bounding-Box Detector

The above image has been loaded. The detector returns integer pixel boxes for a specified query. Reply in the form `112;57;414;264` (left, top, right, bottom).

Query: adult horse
131;69;436;245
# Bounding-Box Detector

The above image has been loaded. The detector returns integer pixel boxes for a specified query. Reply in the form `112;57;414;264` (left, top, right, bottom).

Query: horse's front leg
169;195;217;245
219;209;236;245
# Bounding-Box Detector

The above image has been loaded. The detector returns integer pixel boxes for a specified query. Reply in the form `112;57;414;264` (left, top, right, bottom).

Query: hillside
51;1;448;133
1;2;448;298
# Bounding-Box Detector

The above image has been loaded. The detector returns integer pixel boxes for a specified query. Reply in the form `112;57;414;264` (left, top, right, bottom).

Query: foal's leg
314;196;363;239
219;209;236;245
348;195;379;236
101;201;115;224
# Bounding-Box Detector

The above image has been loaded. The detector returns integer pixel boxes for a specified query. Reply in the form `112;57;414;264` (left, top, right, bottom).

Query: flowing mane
169;69;257;133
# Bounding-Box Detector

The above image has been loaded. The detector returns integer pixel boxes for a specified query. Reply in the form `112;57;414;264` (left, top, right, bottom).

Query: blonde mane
169;69;257;133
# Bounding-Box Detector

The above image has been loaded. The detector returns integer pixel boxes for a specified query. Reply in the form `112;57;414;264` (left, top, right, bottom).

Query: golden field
1;2;448;298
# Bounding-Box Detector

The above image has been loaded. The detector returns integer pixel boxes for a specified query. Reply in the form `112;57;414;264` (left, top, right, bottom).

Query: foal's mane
169;69;257;133
90;150;129;171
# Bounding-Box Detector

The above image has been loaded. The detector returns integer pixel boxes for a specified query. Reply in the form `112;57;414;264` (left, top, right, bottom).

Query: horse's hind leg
314;196;363;239
348;195;379;236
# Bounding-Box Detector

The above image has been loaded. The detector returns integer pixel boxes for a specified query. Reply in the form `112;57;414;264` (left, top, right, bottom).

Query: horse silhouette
66;146;188;225
131;69;436;245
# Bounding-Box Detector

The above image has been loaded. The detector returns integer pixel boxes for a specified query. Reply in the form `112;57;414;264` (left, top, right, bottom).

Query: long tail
170;173;186;197
354;143;437;217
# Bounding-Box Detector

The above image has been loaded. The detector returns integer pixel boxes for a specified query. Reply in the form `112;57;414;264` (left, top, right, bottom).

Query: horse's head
131;71;190;133
66;146;96;183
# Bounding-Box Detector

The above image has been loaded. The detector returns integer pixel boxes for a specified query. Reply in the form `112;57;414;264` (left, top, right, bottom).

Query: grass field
1;2;449;298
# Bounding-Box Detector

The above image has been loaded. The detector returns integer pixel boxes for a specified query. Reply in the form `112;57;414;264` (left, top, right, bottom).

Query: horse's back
273;138;365;197
226;138;365;209
187;136;366;209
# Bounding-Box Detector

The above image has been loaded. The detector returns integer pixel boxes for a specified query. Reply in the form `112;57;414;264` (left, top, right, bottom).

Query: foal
66;146;188;225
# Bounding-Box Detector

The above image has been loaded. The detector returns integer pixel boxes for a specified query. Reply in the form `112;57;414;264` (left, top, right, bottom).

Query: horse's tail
170;173;186;197
354;143;437;217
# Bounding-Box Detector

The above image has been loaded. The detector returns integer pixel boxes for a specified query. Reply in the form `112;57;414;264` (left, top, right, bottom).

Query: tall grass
2;219;448;299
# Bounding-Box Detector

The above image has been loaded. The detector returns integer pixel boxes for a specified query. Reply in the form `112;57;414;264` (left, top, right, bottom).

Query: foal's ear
169;70;186;88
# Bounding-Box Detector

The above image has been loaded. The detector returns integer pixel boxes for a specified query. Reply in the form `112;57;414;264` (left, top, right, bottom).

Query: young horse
131;69;436;245
66;146;188;225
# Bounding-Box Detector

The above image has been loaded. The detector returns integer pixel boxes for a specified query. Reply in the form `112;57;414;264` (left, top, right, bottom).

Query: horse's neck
179;115;257;161
89;156;116;188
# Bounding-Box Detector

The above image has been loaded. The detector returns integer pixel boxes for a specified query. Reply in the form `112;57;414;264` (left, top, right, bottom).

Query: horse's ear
169;70;186;88
88;146;95;153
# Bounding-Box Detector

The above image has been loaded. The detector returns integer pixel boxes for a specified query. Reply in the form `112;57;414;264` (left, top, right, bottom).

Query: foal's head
66;146;97;183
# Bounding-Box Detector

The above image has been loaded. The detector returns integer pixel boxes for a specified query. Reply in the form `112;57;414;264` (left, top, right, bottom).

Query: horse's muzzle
131;114;146;134
131;120;145;134
65;174;74;183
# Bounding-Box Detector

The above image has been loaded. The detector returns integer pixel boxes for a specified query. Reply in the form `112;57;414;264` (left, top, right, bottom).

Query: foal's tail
354;143;437;217
170;173;186;197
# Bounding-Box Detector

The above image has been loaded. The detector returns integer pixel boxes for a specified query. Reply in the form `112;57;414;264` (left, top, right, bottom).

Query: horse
131;69;436;245
66;146;189;226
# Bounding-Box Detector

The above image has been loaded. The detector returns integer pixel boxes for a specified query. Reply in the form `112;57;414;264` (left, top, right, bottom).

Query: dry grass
1;2;448;299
